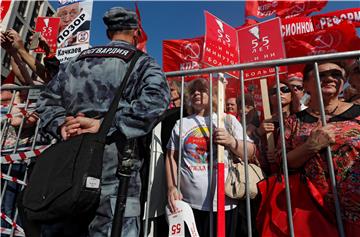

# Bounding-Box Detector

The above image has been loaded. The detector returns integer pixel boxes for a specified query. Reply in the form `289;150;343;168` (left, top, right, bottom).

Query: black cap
103;7;138;31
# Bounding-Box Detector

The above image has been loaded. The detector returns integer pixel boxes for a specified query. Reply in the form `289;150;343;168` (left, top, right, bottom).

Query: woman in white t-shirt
165;78;256;237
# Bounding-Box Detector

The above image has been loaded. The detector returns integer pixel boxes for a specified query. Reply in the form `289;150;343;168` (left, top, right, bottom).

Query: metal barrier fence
1;85;47;237
160;50;360;237
1;50;359;237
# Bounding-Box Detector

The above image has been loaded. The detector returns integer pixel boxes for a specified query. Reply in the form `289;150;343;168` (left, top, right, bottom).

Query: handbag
225;158;264;199
224;114;264;199
22;50;143;222
256;173;339;237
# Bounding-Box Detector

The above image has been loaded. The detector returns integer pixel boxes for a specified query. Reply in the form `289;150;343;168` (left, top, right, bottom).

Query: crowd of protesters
1;5;360;237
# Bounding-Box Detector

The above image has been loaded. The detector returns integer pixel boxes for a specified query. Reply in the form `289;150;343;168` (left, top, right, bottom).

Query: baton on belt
111;139;139;237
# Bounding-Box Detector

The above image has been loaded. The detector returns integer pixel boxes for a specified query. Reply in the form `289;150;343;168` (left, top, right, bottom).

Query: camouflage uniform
37;40;170;236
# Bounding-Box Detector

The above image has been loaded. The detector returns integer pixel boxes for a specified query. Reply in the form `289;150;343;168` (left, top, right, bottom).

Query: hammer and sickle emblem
290;3;306;15
314;34;334;49
181;42;200;61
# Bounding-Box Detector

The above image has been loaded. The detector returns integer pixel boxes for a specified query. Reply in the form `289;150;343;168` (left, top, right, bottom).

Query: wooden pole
260;78;275;151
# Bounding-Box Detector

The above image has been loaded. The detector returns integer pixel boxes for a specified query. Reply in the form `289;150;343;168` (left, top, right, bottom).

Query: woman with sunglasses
165;78;256;237
280;61;360;235
254;80;300;175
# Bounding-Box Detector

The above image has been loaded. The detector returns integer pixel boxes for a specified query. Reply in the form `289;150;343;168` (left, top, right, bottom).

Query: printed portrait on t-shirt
184;126;210;165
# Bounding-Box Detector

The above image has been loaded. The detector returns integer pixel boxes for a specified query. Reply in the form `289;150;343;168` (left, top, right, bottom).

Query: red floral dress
283;105;360;225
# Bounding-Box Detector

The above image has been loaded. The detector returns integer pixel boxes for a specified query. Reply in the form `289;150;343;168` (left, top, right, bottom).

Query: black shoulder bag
22;50;143;222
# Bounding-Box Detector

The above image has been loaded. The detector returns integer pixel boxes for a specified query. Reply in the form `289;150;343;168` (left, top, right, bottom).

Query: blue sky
50;1;359;67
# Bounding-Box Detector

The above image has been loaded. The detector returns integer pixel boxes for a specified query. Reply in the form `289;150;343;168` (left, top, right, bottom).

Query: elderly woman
283;61;360;235
165;78;256;237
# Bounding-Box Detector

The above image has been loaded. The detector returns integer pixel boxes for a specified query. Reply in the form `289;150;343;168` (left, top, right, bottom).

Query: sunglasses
269;86;291;96
318;69;344;81
290;84;304;91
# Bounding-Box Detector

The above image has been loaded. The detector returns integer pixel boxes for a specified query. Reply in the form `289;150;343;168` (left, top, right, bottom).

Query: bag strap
97;50;143;139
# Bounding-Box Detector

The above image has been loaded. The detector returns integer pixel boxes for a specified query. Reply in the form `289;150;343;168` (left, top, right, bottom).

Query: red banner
245;0;327;19
312;8;360;30
163;36;205;81
245;0;278;19
135;3;148;52
203;11;239;78
285;22;360;58
281;17;315;38
34;17;61;54
276;0;327;18
0;0;11;22
237;18;286;80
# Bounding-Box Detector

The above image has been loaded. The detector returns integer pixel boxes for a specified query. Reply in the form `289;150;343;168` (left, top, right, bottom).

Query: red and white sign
203;11;239;78
0;0;11;22
281;17;314;38
237;18;286;80
34;17;61;54
163;36;205;81
312;8;360;30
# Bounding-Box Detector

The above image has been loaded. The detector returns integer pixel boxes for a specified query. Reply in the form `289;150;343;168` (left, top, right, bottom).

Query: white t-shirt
167;113;253;211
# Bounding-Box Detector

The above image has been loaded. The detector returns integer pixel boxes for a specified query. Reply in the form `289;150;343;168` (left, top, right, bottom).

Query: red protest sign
163;36;206;81
34;17;61;54
237;18;286;80
203;11;239;78
312;8;360;30
0;0;11;22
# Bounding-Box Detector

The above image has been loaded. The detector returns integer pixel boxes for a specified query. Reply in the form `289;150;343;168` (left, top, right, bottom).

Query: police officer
37;7;170;237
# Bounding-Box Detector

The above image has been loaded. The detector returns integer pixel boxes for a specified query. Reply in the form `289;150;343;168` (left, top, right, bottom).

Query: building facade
1;0;55;82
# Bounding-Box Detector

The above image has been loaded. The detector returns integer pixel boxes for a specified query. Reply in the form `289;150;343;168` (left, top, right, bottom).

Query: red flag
285;22;360;58
312;8;360;30
245;0;278;19
245;0;327;19
163;36;206;81
135;3;148;52
0;0;11;22
276;0;328;18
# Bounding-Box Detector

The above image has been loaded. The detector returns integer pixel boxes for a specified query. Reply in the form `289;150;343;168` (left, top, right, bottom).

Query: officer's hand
60;116;77;140
65;115;101;135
